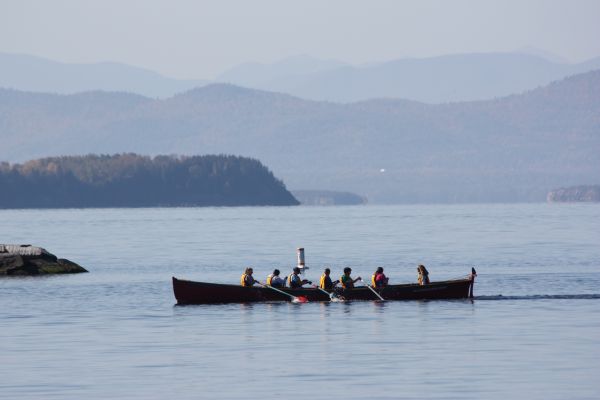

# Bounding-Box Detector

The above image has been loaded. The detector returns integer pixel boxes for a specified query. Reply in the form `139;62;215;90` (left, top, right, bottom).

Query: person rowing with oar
287;267;312;288
317;267;343;301
371;267;389;288
244;267;308;303
339;267;361;289
266;269;285;288
319;267;339;290
340;267;385;300
255;268;312;303
240;267;258;287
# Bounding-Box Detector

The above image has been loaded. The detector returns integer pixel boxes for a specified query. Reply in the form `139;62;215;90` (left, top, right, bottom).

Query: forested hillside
0;154;299;208
1;70;599;203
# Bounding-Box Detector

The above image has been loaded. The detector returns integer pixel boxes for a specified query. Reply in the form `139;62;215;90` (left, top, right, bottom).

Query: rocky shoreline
291;190;367;206
0;244;87;276
547;185;600;202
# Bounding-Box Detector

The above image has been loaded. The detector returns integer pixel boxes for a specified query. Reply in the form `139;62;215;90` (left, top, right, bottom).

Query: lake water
1;204;599;399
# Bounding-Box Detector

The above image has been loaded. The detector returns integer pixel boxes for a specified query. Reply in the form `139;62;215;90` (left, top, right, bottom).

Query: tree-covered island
0;154;299;208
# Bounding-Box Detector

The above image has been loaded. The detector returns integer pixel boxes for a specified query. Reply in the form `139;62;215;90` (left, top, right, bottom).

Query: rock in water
0;244;87;276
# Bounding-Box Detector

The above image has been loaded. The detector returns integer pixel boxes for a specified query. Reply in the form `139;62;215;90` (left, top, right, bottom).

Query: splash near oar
313;285;344;302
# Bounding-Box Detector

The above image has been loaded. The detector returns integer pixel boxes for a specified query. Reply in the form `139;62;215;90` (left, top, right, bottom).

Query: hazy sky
1;0;600;79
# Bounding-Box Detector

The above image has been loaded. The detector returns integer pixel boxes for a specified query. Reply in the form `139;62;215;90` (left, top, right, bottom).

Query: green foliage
0;154;299;208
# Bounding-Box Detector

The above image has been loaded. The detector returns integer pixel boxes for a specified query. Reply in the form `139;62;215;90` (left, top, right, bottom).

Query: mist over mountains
0;53;207;98
217;52;600;103
2;51;600;103
1;70;598;203
215;55;347;89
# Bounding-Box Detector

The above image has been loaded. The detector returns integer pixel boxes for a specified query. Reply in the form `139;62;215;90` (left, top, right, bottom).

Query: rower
266;269;285;288
340;267;361;289
371;267;389;288
288;267;311;289
240;267;257;287
319;267;339;290
417;264;430;285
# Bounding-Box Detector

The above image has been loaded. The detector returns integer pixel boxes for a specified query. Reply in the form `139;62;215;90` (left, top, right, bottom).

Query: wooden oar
359;278;385;301
257;282;308;303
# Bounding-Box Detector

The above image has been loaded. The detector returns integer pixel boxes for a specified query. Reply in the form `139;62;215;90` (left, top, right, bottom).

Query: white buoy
297;247;308;273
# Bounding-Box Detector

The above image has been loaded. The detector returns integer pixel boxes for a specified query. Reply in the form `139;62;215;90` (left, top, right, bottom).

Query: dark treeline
0;154;299;208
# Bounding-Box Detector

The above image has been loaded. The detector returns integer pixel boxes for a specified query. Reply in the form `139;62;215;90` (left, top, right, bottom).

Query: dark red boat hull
172;276;475;304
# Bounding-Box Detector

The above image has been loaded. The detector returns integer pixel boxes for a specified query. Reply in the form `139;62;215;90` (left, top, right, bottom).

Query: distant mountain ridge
0;53;207;98
2;51;600;103
216;54;348;88
1;70;599;203
234;52;600;103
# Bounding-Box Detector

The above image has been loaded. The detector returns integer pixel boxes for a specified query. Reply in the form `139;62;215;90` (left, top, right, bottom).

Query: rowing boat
172;272;475;304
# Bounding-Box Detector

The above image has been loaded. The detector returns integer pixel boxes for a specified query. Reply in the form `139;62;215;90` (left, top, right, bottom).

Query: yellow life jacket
371;273;377;287
241;273;250;287
319;274;328;289
266;274;273;286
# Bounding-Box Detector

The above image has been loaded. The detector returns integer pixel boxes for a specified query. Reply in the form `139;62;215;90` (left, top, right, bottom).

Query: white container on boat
296;247;308;272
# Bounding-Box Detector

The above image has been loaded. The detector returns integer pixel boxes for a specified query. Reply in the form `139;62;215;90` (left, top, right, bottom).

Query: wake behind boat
172;273;475;304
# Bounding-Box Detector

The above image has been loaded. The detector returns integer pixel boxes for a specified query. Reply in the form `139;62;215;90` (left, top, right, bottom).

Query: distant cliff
292;190;367;206
0;154;299;208
547;185;600;202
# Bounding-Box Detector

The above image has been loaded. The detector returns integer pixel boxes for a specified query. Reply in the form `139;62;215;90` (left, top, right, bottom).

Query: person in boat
266;269;285;288
340;267;361;289
287;267;311;289
240;267;257;287
371;267;389;288
417;264;430;285
319;267;339;290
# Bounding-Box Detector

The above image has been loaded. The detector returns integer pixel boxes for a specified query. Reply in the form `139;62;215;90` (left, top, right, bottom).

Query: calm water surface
1;204;599;399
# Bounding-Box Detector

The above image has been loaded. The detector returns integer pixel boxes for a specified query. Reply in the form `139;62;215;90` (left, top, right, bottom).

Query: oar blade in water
292;296;309;303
